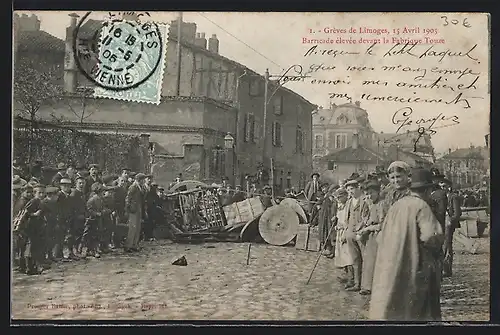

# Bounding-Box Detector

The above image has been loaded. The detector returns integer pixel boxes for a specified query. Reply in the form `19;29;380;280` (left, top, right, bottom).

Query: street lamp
224;133;235;185
224;133;234;149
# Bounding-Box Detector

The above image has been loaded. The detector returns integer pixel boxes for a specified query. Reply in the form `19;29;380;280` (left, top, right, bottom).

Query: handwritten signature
381;42;480;64
391;107;460;151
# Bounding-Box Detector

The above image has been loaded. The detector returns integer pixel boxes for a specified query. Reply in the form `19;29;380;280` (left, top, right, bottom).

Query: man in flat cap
231;184;246;203
51;163;67;187
113;168;132;189
55;178;77;261
356;180;383;295
84;164;102;198
370;167;443;321
343;178;370;291
380;161;412;224
124;173;146;252
68;175;87;256
112;177;128;248
42;186;60;264
16;184;47;275
81;182;105;259
100;185;116;253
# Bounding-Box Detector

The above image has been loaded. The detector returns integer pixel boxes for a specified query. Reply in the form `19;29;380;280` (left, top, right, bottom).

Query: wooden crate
223;197;265;226
460;219;479;238
295;224;320;252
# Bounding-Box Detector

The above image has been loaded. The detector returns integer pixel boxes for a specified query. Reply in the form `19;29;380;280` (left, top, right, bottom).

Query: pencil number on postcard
441;16;471;28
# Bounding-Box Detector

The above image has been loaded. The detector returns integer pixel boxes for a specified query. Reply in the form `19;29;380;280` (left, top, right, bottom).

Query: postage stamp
91;20;167;104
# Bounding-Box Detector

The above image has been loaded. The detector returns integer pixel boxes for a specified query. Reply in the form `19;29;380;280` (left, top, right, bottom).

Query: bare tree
65;87;97;124
13;56;63;164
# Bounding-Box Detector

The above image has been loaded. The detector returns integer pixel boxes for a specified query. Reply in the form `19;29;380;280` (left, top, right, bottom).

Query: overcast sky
16;11;490;153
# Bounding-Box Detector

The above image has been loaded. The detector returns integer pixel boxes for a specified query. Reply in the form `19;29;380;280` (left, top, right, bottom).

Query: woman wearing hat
369;167;443;321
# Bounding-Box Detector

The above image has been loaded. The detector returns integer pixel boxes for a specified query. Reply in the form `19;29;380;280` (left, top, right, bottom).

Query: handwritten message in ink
275;13;489;152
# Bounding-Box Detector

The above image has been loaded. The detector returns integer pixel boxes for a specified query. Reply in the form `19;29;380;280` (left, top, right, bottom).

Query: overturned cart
163;181;310;245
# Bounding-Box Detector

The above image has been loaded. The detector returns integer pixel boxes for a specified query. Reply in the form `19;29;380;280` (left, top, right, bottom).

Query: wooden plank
295;224;309;250
307;226;321;252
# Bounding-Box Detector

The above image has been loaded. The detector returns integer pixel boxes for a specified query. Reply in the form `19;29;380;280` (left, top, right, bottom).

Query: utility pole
175;12;183;96
262;68;270;166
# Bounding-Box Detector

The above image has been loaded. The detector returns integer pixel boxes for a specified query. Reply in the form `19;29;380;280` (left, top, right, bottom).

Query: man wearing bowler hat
125;173;146;252
370;167;443;321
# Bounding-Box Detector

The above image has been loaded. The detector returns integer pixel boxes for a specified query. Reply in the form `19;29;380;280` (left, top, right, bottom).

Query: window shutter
277;123;282;147
243;114;248;142
327;161;334;170
253;119;260;143
249;114;255;143
271;122;277;146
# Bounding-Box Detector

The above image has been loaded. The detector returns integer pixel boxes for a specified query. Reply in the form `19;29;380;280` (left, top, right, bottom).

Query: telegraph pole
175;12;183;96
262;68;270;165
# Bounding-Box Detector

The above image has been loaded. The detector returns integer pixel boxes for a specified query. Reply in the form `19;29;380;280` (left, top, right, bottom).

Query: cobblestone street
11;234;490;321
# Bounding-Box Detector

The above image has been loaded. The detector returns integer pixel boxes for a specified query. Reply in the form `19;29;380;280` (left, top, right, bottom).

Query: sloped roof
320;145;384;163
441;147;488;160
17;30;65;53
312;105;372;129
388;149;430;164
377;131;433;150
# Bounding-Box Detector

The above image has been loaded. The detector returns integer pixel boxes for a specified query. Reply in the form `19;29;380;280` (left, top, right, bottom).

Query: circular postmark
73;12;164;92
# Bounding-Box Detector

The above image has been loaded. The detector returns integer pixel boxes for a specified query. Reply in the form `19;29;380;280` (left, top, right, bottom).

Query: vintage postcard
12;11;490;322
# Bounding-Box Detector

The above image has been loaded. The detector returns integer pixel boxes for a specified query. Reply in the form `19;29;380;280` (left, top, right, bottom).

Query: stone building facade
15;14;316;189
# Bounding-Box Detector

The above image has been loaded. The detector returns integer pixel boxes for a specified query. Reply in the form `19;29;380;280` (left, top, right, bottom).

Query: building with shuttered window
22;15;316;188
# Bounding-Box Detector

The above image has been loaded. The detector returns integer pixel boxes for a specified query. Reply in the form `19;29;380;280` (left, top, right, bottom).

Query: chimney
354;101;361;107
208;34;219;53
17;13;41;32
330;102;337;109
352;130;359;149
122;12;139;21
200;33;207;48
64;13;79;94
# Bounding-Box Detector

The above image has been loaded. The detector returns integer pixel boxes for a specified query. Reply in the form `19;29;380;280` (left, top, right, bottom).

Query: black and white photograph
11;11;490;321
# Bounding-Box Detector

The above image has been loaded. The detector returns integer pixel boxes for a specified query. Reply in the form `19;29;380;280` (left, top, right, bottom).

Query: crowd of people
12;162;168;275
11;158;488;320
299;162;481;320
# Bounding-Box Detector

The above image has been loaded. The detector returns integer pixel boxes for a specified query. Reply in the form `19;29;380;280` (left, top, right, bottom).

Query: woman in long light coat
333;188;352;284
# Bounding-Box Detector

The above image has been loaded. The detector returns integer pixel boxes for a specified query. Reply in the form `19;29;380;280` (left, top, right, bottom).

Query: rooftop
441;147;489;160
16;30;65;53
320;145;384;163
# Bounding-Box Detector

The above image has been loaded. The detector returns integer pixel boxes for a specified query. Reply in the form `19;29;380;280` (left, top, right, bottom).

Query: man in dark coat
51;163;67;187
316;185;337;258
441;178;462;277
304;172;321;214
82;183;105;258
144;181;161;241
56;178;76;261
84;164;102;198
69;175;87;255
429;168;449;233
17;184;46;275
112;177;128;248
13;185;33;272
42;187;60;264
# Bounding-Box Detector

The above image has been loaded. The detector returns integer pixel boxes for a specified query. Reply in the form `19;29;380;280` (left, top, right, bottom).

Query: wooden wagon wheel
279;198;308;224
258;206;299;246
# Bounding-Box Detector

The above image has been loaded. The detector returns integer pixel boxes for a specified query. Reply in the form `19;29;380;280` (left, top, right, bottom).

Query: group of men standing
304;162;463;321
12;162;165;275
